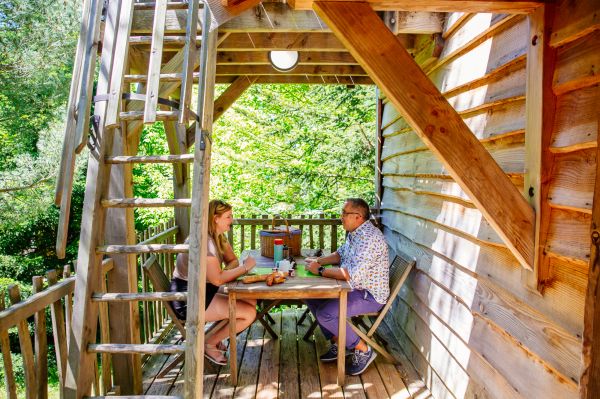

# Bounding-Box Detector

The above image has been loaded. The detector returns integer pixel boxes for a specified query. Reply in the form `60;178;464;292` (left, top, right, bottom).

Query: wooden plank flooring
143;308;430;398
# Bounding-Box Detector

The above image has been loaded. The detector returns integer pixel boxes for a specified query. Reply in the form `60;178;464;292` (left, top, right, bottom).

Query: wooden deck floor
142;308;432;398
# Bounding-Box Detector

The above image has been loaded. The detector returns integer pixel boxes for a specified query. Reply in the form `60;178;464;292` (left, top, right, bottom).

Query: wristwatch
318;265;326;276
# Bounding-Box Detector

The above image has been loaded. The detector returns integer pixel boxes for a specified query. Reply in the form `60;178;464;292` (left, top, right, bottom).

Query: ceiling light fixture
268;50;300;72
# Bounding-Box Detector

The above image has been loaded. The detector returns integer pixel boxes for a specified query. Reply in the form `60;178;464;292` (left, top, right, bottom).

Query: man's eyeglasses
341;211;360;217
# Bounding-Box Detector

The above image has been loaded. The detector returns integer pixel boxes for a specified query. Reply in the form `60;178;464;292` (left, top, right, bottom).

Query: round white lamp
268;50;300;72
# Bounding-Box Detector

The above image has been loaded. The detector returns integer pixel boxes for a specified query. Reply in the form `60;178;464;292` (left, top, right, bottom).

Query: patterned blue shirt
337;221;389;304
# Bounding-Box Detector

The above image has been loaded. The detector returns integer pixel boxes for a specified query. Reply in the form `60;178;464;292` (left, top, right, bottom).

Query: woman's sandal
205;343;228;366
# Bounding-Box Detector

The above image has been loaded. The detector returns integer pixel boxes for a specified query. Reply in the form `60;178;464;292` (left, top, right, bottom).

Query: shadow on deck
143;308;432;398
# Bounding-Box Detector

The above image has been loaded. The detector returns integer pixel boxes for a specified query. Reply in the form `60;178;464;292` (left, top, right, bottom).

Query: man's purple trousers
305;289;383;349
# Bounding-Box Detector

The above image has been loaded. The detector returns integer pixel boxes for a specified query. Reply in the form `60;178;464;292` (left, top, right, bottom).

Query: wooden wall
379;4;599;398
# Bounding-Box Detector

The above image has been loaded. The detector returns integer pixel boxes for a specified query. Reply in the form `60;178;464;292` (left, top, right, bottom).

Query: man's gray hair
345;198;371;220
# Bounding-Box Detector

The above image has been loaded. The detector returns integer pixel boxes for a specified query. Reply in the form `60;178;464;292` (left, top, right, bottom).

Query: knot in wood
592;230;600;246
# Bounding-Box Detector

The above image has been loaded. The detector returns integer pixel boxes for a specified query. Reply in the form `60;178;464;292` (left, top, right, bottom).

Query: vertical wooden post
299;215;305;249
98;268;112;394
580;117;600;399
309;215;314;249
251;214;257;250
105;122;142;394
241;215;246;252
521;4;557;293
331;221;338;252
63;265;73;348
0;294;17;399
319;213;325;250
228;223;234;246
8;285;37;399
184;7;218;396
47;270;67;398
33;276;48;399
374;90;384;211
142;229;151;343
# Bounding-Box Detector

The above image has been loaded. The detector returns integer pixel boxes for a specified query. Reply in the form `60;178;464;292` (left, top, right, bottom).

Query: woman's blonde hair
208;199;232;261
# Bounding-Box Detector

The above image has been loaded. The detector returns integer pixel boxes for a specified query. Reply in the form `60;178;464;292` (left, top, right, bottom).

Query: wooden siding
379;4;598;398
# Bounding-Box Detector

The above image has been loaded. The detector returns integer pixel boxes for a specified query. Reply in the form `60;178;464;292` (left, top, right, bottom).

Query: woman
170;199;257;365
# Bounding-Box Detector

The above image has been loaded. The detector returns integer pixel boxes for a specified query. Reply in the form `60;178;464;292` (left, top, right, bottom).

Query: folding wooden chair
300;253;415;364
143;255;227;377
347;253;415;363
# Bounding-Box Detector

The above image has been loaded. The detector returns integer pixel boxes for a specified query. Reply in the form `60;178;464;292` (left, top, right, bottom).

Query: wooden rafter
216;51;358;65
204;0;262;29
132;3;449;34
218;32;346;51
314;0;535;270
215;75;374;84
295;0;543;13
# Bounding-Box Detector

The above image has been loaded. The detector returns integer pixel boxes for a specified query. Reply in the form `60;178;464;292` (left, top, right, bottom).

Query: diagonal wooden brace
314;1;535;270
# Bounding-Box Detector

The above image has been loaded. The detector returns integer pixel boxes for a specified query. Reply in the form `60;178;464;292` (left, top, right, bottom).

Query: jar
282;245;289;260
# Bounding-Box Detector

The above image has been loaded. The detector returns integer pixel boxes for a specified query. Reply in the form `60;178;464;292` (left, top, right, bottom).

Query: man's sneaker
319;343;339;362
347;346;377;375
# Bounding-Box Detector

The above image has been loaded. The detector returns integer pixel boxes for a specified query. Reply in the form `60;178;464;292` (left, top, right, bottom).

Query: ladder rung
86;396;182;399
88;343;184;354
124;73;200;83
97;244;189;254
129;35;201;46
101;198;192;208
92;292;187;302
120;110;180;121
105;154;194;164
134;1;191;10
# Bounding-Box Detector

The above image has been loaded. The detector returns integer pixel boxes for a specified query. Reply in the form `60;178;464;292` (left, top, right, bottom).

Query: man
305;198;389;376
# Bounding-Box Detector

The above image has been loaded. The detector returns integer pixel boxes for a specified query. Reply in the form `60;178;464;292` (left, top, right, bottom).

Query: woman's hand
243;256;256;273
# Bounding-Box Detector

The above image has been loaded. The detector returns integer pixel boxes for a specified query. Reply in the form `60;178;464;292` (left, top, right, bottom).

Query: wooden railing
230;213;343;253
0;259;113;398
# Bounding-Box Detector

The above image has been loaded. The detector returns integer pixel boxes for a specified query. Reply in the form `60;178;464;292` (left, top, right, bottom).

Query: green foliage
210;84;376;216
0;0;81;170
133;123;174;230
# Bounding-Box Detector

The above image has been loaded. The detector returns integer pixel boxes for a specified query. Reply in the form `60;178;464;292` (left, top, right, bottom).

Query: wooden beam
216;50;358;65
215;74;374;84
383;11;444;34
216;64;368;75
314;1;535;269
218;32;346;51
580;103;600;399
204;0;262;29
132;3;456;34
213;75;256;120
521;5;557;292
295;0;543;13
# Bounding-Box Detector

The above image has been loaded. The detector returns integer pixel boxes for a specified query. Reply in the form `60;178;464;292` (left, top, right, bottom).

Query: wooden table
226;250;351;386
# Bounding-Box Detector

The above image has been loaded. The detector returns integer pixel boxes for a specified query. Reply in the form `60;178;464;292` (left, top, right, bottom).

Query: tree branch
0;175;53;193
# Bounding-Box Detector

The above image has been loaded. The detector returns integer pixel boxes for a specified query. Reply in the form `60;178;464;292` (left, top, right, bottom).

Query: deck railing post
0;293;17;399
8;285;37;399
33;276;48;399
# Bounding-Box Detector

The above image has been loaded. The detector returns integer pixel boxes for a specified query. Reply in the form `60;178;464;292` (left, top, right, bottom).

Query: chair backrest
142;255;186;338
367;252;415;337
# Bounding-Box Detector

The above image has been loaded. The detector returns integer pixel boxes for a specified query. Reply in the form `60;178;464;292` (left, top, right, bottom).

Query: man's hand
306;259;321;275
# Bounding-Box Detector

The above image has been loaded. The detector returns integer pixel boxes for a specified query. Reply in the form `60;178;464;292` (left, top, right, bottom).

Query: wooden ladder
61;0;218;397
